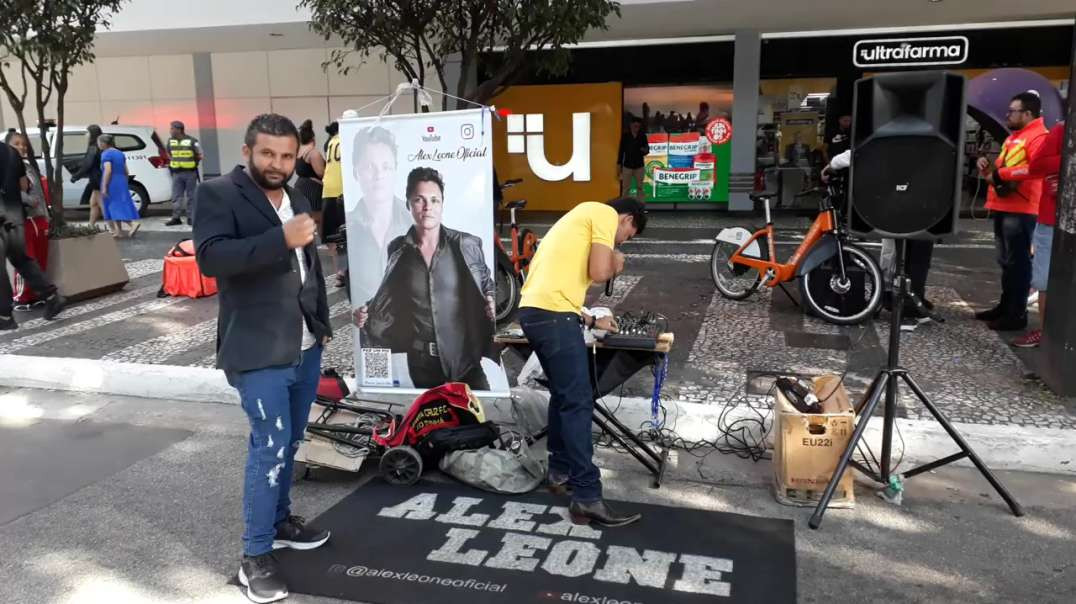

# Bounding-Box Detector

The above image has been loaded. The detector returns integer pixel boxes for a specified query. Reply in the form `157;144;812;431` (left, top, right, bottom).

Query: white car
25;125;174;215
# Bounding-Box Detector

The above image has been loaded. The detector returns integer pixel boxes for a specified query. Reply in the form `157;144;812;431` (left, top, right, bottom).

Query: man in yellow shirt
518;197;646;527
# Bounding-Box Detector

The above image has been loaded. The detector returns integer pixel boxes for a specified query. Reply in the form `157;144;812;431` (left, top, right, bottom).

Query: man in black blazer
194;114;332;604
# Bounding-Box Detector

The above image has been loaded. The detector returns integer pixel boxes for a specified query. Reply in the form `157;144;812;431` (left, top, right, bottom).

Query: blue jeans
226;344;323;556
518;307;601;503
993;212;1037;319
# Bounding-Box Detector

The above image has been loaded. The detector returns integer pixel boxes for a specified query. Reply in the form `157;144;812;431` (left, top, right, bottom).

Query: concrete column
729;31;761;212
192;53;221;176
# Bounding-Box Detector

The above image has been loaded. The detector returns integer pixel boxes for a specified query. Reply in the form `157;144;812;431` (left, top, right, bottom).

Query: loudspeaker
848;71;966;239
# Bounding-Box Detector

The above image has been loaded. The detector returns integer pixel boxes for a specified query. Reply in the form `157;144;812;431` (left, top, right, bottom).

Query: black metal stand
502;342;670;488
808;239;1024;529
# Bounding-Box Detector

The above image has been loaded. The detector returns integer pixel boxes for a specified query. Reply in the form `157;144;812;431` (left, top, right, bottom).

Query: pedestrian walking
70;125;103;227
0;141;66;330
165;120;202;226
194;113;332;604
4;132;51;308
98;135;142;238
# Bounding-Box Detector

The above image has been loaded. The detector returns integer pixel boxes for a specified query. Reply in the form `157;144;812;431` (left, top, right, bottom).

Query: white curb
2;354;1073;475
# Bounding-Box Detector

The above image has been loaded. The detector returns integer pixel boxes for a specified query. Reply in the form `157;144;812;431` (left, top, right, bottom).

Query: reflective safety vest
169;137;199;171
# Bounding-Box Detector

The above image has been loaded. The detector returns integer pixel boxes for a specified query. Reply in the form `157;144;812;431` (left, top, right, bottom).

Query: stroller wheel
379;446;423;486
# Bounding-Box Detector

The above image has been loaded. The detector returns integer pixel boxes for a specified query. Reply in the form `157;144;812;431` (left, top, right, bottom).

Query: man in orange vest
975;92;1049;332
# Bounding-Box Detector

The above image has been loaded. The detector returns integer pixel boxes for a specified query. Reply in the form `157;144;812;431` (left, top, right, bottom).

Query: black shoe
569;500;642;528
165;218;182;226
272;514;330;551
975;305;1003;321
43;293;67;321
238;553;288;603
545;475;572;497
0;315;16;331
988;316;1028;331
900;316;932;332
186;217;193;226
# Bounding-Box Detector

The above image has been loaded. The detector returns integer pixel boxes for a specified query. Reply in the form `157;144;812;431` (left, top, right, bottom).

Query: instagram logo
461;123;475;140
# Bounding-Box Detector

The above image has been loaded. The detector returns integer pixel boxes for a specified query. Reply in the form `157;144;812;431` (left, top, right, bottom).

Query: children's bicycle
493;178;538;325
710;176;882;325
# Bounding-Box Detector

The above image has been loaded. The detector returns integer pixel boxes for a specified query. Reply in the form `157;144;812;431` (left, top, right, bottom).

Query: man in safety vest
165;120;203;226
975;91;1050;332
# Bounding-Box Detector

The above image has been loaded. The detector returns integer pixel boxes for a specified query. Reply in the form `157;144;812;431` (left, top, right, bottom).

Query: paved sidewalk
3;212;1073;432
1;388;1073;603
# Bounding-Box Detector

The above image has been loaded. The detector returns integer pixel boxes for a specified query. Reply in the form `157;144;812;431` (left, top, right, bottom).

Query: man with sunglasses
976;92;1049;332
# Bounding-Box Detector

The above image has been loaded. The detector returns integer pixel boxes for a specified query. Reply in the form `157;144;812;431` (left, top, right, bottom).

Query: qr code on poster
361;347;393;386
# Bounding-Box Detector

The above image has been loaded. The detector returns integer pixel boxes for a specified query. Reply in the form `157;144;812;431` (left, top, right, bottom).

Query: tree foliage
0;0;125;226
301;0;620;110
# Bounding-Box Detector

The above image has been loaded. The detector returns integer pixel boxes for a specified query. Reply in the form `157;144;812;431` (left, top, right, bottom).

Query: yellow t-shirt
520;202;617;314
322;135;343;199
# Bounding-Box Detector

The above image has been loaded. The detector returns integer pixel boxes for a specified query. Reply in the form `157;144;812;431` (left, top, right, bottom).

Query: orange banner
491;83;622;212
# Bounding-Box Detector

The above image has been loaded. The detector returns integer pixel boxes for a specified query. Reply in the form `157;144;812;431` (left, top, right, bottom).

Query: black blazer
194;165;332;373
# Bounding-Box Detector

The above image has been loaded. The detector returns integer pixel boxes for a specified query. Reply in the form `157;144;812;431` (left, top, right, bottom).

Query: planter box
46;233;130;301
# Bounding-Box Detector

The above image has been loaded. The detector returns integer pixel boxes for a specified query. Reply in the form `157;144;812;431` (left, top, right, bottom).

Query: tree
301;0;621;110
0;0;125;228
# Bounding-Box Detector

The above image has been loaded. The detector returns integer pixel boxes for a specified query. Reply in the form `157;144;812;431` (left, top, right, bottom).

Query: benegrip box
772;374;856;508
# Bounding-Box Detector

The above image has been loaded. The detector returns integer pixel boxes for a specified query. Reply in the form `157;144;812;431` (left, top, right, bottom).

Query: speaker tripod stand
808;239;1024;529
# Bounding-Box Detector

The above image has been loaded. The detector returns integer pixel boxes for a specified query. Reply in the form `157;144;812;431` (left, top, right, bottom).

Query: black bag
415;421;499;462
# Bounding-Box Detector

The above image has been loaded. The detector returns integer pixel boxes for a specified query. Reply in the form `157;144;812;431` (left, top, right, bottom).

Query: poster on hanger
340;108;509;396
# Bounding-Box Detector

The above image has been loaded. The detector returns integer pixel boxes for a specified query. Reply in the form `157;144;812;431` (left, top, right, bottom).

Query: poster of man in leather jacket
354;166;497;390
340;109;509;394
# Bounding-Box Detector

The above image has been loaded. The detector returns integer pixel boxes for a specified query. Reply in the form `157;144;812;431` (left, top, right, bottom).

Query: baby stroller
305;371;498;485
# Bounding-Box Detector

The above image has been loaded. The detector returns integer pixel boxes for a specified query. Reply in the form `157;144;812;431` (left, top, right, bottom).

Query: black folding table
496;333;673;488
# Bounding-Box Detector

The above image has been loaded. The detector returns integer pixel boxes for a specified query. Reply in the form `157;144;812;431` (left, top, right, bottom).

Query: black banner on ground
278;480;796;604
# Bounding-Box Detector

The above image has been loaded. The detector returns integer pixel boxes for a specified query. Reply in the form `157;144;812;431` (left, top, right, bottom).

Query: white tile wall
214;97;272;166
270;96;330;147
97;56;153;101
66;65;102;103
211;51;270;99
1;46;442;172
267;48;329;97
149;54;196;100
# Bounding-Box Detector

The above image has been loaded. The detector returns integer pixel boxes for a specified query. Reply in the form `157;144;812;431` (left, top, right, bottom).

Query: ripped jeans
226;344;323;557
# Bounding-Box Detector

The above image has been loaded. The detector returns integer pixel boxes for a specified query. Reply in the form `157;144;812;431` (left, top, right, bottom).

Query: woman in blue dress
98;134;142;237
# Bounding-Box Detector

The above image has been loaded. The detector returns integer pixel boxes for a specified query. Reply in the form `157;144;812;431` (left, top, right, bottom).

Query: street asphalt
1;204;1073;602
1;387;1074;603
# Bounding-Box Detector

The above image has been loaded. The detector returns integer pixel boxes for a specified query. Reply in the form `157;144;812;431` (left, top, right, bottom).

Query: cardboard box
295;402;373;473
772;375;856;508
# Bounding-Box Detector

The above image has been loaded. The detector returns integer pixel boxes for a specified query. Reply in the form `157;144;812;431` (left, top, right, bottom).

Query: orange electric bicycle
493;178;538;325
710;175;882;325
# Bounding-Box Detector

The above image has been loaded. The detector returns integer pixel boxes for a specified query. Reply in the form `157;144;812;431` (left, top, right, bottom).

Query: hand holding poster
340;109;509;396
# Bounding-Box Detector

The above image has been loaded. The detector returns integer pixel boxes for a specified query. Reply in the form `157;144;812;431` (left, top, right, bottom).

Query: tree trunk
1039;24;1076;398
51;77;69;228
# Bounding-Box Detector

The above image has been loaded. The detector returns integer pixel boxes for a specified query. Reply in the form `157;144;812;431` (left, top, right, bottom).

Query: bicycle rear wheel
495;261;521;325
711;237;765;300
800;243;882;325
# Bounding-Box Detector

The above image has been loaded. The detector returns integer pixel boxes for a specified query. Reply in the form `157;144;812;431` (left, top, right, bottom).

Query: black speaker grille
851;136;956;236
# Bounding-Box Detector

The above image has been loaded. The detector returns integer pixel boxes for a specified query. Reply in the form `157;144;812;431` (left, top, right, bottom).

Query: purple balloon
967;68;1065;140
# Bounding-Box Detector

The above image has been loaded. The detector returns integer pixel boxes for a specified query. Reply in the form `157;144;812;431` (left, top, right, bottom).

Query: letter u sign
506;112;591;182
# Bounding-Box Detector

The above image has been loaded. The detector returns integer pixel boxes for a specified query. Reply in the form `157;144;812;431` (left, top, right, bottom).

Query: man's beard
249;162;290;191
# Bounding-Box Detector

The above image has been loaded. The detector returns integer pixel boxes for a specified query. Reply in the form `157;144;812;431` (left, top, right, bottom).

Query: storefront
484;22;1072;212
